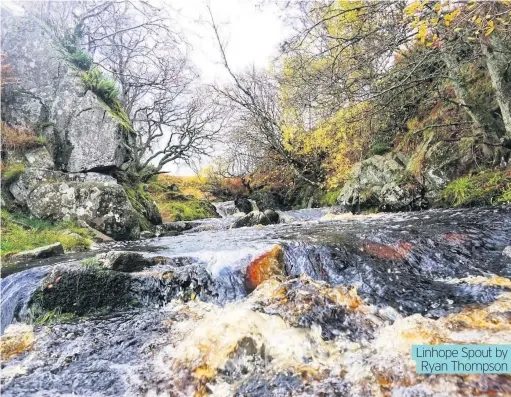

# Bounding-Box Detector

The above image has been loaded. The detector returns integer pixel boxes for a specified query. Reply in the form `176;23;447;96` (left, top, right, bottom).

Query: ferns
67;48;93;71
82;67;120;105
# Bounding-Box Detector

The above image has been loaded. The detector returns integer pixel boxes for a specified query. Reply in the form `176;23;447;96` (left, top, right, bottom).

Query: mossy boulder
337;153;426;213
26;181;140;240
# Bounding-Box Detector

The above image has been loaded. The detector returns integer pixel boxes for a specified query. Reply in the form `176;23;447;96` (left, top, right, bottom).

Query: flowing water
1;205;511;396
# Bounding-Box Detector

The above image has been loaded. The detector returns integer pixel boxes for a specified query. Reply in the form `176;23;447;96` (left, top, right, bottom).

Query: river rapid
1;205;511;396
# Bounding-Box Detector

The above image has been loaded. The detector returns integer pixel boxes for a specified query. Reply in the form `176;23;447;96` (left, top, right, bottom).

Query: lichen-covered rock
337;153;426;212
0;8;126;173
22;147;54;170
26;182;139;240
9;167;116;206
231;211;271;228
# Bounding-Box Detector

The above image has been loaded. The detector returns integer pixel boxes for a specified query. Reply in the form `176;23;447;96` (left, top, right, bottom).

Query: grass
1;210;93;259
1;123;43;152
146;177;218;222
441;170;511;207
0;162;24;186
82;67;119;105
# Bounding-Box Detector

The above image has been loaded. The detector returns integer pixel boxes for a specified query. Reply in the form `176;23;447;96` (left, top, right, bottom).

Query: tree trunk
441;48;500;144
481;34;511;140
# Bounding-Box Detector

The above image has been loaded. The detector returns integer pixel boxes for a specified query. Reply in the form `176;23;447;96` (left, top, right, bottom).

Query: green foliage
0;162;24;186
67;48;93;71
368;144;392;156
82;67;119;105
319;190;341;207
33;308;77;325
80;257;102;269
1;210;92;259
441;170;511;207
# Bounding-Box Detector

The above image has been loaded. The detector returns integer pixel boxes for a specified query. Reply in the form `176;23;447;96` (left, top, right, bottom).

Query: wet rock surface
8;243;64;263
1;206;511;396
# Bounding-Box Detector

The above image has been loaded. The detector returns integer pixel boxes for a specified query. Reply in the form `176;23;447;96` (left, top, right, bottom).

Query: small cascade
213;201;238;217
1;266;50;334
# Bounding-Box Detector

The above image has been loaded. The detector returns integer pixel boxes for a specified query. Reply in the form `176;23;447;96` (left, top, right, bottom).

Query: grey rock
231;211;271;228
337;154;426;213
1;9;126;173
263;209;280;224
162;221;193;235
23;146;54;169
10;242;64;262
96;251;152;272
77;220;114;243
26;182;140;240
140;231;156;239
9;167;116;206
503;246;511;259
234;197;253;214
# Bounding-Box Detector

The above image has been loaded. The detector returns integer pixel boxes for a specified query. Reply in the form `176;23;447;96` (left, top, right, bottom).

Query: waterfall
1;266;50;335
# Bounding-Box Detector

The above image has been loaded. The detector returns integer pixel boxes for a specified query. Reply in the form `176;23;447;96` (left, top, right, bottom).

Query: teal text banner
412;345;511;374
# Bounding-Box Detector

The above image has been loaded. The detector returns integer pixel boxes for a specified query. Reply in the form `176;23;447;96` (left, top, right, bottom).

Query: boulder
95;251;153;272
23;147;53;169
503;246;511;259
9;167;117;206
234;197;254;214
337;153;426;213
9;242;64;262
162;221;193;235
231;211;271;228
26;182;140;240
1;8;126;173
263;209;280;224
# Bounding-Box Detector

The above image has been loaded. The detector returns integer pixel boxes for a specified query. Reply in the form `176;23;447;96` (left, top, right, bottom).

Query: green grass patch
1;210;93;259
82;67;119;105
0;162;24;186
441;170;511;207
146;178;218;222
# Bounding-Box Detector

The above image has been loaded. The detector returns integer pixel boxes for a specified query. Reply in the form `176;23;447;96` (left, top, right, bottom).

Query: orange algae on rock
363;241;413;260
244;245;284;292
1;325;35;361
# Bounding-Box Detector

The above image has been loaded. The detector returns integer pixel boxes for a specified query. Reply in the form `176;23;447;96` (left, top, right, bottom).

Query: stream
1;204;511;396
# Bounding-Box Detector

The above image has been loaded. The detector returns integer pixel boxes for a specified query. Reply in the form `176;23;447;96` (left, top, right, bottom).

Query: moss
368;144;392;156
82;67;119;104
30;266;132;318
121;183;157;230
1;210;92;259
441;170;511;207
79;257;102;268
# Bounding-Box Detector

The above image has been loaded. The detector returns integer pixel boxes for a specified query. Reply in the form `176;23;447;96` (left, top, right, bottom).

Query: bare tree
208;6;321;187
28;0;224;181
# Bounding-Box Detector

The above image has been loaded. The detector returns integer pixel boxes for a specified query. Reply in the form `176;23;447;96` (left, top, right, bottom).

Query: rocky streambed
1;206;511;396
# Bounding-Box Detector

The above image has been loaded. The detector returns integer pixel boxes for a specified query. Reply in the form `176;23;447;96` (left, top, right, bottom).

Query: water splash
1;266;49;334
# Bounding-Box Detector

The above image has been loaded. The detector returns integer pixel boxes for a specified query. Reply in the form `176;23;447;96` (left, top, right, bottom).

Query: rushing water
1;205;511;396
